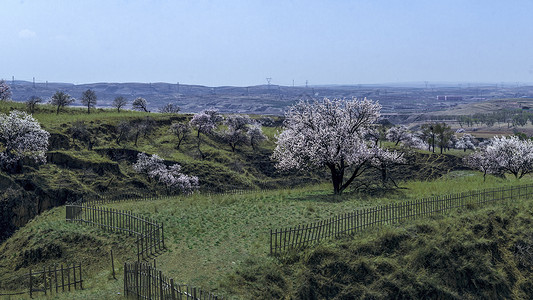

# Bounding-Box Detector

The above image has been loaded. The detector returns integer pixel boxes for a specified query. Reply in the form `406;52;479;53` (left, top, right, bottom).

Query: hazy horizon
2;0;533;86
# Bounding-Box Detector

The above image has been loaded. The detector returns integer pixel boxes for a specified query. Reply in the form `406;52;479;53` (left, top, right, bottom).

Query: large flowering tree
133;153;199;194
0;110;50;172
272;98;404;195
464;135;533;180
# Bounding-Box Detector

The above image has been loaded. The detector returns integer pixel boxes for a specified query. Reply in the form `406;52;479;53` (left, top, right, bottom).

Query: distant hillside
7;80;533;115
424;98;533;116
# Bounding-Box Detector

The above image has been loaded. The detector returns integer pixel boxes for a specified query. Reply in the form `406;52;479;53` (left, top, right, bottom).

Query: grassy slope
2;172;533;299
228;197;533;299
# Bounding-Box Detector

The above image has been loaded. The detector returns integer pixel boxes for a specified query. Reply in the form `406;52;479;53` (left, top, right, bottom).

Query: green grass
227;196;533;299
2;173;533;299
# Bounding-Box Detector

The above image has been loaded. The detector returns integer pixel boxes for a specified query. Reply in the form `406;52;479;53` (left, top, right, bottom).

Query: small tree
80;89;97;114
463;151;497;182
189;110;222;158
115;121;130;145
248;123;267;151
386;125;411;146
68;121;92;149
133;152;199;194
169;122;190;150
50;91;75;114
26;96;42;114
0;80;11;101
130;117;155;147
434;122;454;154
421;123;437;152
0;110;50;172
456;134;476;152
132;97;149;112
159;103;180;114
218;114;253;152
112;96;128;113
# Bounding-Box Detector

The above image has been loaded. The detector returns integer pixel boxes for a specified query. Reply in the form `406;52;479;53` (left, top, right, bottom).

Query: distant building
437;96;463;101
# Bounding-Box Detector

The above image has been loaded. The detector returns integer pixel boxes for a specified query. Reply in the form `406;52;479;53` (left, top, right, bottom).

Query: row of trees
0;80;178;115
383;123;477;154
457;110;533;128
188;109;267;155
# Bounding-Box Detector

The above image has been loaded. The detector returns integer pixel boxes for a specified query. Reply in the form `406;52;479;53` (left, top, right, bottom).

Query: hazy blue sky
1;0;533;86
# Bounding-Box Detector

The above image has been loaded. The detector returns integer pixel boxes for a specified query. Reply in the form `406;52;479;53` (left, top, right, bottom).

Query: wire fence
124;261;222;300
66;204;164;262
270;184;533;255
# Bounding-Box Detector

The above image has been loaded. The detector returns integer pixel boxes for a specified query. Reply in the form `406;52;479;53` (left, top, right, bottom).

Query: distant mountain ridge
6;80;533;115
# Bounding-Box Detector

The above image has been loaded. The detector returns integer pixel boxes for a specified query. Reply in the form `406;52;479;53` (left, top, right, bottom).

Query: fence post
111;249;116;280
124;263;128;297
79;263;83;290
170;278;176;300
161;223;165;249
29;268;33;299
137;239;140;263
55;265;58;293
135;263;140;299
68;264;71;291
159;270;164;300
43;266;47;295
73;263;77;290
61;264;65;292
269;229;272;255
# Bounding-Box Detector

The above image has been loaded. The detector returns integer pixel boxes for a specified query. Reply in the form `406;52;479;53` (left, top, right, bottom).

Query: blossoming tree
386;125;411;146
0;110;50;172
464;135;533;180
133;152;199;194
272;97;404;195
455;133;476;152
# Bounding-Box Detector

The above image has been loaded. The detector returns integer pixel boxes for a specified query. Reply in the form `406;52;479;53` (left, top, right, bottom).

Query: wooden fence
66;204;164;261
0;263;83;298
270;184;533;255
124;262;222;300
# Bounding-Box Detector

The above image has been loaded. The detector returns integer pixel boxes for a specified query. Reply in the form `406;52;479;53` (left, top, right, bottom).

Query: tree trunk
134;131;140;147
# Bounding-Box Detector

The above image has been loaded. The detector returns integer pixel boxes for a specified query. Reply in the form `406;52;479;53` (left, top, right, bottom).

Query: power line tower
266;77;272;89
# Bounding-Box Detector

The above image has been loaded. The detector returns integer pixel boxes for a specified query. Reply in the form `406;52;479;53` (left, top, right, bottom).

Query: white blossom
0;80;11;101
0;110;50;172
386;125;411;145
272;97;402;194
248;123;268;150
190;113;216;137
464;135;533;179
455;134;476;152
133;153;198;194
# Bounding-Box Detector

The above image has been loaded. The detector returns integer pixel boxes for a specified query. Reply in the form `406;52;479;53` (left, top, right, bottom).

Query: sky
1;0;533;87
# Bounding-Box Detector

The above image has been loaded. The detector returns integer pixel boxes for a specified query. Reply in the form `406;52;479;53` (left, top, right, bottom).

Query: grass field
2;171;533;299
